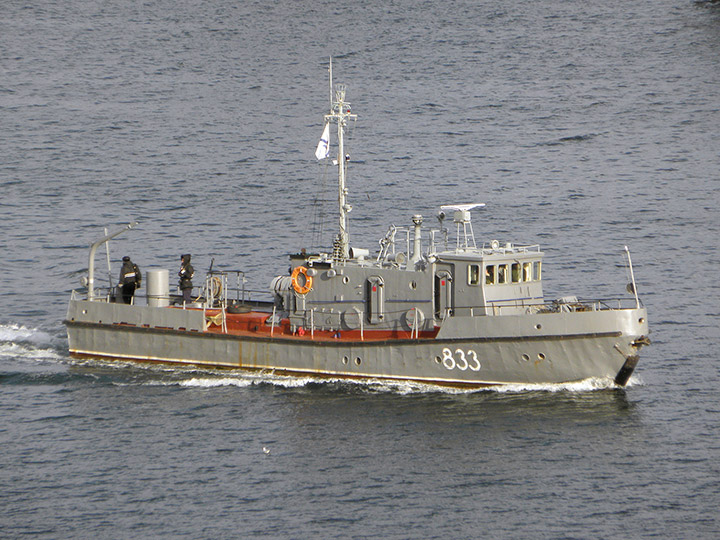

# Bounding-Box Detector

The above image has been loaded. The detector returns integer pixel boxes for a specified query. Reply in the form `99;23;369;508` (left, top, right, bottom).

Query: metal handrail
74;281;642;317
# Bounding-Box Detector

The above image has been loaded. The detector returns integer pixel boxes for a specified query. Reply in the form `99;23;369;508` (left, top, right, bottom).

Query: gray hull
65;299;648;386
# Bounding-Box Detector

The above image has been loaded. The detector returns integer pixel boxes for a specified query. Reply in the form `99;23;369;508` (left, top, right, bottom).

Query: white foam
177;372;319;389
0;341;64;362
340;376;626;395
0;323;65;362
72;354;638;394
485;377;616;393
0;322;57;346
171;373;627;394
179;377;255;388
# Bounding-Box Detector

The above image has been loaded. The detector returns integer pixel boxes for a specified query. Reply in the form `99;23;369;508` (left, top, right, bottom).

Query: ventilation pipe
410;214;423;267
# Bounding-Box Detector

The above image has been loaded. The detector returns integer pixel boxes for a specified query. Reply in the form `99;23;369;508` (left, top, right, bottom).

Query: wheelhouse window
469;264;481;285
485;265;495;285
498;264;508;284
485;261;541;285
511;263;521;283
523;262;532;281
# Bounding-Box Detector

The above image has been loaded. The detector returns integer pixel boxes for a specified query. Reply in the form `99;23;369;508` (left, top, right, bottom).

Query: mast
323;64;356;261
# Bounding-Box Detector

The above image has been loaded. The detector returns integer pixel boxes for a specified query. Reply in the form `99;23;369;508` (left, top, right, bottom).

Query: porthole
434;356;441;364
409;281;417;290
342;356;349;365
538;353;546;361
355;357;362;365
342;276;350;284
535;324;542;330
522;354;530;362
639;317;645;324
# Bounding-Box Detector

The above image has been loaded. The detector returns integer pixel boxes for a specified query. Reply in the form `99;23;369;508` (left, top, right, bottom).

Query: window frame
485;264;495;285
468;264;481;286
511;262;521;283
497;264;509;284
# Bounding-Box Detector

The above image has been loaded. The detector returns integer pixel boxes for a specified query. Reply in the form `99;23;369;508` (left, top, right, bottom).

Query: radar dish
440;203;486;212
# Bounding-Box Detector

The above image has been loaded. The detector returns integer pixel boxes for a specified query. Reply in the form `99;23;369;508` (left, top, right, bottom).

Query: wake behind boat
65;63;650;388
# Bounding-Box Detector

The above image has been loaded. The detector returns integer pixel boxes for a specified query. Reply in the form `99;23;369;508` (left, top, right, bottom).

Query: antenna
625;246;640;308
328;57;333;111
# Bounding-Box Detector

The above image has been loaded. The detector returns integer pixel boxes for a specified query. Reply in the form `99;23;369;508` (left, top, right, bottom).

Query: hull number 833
441;348;481;371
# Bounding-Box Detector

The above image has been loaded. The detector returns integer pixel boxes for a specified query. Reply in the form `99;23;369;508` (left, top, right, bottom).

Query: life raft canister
291;265;313;295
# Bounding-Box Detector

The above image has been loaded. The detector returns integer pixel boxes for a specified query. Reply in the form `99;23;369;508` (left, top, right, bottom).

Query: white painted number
455;349;468;371
467;350;481;372
441;348;455;370
440;348;480;371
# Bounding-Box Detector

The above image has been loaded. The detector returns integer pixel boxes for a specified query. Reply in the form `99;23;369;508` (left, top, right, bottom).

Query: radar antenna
440;203;486;251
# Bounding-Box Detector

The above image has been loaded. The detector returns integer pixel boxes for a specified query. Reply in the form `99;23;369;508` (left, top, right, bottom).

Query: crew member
118;256;141;304
178;253;194;304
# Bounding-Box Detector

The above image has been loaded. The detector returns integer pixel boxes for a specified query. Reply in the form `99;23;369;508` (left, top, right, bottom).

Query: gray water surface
2;1;720;538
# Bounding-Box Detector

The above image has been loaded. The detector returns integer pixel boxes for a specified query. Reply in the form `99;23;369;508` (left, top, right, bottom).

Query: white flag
315;123;330;160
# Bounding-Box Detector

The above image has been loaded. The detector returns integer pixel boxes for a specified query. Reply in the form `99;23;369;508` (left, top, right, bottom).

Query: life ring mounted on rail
291;266;313;295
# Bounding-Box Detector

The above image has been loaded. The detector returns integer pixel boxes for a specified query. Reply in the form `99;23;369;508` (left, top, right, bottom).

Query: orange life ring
291;266;313;295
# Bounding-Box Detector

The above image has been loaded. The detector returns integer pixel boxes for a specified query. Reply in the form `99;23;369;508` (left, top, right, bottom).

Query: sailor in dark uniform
178;253;194;304
118;256;141;304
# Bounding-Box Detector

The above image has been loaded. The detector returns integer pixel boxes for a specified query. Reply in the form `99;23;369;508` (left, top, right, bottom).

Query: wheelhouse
436;243;544;317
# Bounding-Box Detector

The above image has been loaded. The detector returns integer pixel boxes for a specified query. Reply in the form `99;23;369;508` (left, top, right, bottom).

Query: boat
65;63;650;388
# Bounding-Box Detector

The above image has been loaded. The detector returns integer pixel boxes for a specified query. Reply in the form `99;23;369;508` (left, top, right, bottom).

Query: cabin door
434;269;453;320
366;276;385;324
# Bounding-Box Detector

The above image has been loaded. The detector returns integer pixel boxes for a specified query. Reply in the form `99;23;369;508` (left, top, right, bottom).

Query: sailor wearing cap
118;256;141;304
178;254;194;304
